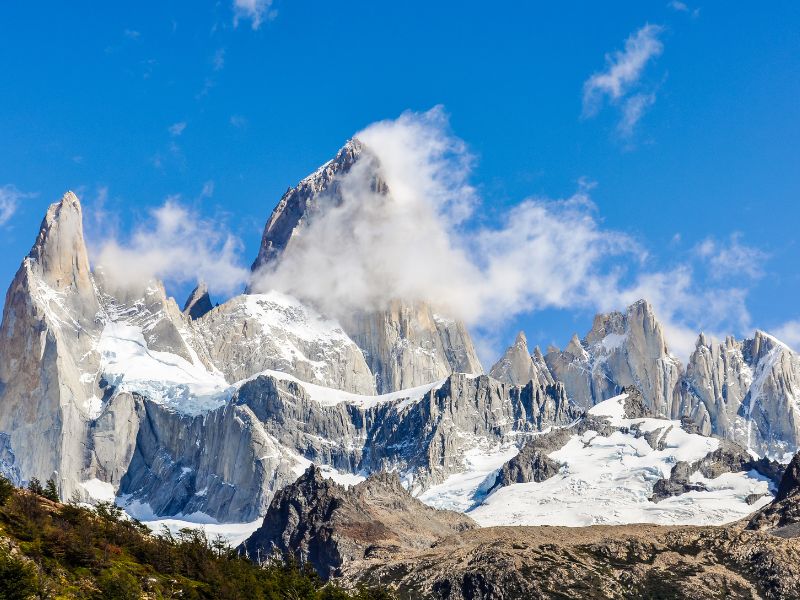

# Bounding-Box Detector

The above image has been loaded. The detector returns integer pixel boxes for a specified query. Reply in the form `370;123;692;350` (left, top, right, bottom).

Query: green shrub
94;568;142;600
0;547;38;600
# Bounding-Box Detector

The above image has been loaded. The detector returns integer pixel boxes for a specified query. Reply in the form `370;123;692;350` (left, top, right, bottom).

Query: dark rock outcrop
490;428;572;491
241;465;475;577
748;452;800;534
651;440;783;503
182;282;214;320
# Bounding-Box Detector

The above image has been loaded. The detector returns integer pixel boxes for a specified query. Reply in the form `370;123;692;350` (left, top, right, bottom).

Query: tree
43;478;59;502
0;474;14;505
27;477;43;496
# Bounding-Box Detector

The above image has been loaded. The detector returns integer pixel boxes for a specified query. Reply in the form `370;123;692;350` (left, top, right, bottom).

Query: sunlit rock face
544;299;682;417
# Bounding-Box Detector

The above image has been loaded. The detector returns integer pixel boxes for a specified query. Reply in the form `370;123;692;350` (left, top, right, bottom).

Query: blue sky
0;1;798;363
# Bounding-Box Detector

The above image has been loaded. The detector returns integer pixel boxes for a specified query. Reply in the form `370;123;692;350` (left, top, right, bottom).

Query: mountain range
1;137;800;578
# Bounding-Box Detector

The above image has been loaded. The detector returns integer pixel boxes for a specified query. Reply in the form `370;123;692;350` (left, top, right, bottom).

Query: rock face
242;465;475;577
748;452;800;534
343;303;483;393
251;140;363;274
115;371;577;521
249;139;483;393
0;192;100;499
681;331;800;457
346;525;800;600
545;300;682;417
194;292;377;394
182;282;214;320
489;331;554;388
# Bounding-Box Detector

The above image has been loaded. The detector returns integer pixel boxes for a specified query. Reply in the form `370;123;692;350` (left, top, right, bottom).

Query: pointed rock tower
0;192;101;495
490;331;554;387
183;281;214;320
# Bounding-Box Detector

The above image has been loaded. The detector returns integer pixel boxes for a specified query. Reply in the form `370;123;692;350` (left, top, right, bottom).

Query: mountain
544;299;682;416
682;330;800;458
0;192;574;520
250;139;483;393
0;193;101;492
489;331;554;388
2;141;800;539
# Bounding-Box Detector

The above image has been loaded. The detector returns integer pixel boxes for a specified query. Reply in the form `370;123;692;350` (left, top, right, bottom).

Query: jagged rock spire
490;331;554;387
250;139;364;274
183;281;214;320
27;191;94;297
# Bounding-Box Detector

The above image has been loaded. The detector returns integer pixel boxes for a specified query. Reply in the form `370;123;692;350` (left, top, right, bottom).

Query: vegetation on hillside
0;475;393;600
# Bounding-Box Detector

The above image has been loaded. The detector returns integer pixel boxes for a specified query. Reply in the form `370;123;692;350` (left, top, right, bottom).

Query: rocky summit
1;141;799;598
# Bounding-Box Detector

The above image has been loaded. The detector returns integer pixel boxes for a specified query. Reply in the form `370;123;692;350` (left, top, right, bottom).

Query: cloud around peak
93;198;248;296
250;107;766;362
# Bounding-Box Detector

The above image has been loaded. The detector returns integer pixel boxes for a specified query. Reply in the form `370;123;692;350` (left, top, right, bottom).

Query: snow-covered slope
194;291;377;395
466;396;773;527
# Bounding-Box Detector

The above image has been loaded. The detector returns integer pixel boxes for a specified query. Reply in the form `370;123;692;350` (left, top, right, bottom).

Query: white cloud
233;0;276;30
230;115;248;128
583;24;664;137
213;48;226;71
168;122;187;137
95;199;248;295
0;185;34;227
668;1;700;17
772;320;800;352
199;181;215;199
618;92;656;137
695;234;768;280
250;108;758;362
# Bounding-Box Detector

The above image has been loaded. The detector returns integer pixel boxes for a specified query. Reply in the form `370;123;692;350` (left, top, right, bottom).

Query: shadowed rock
182;282;214;320
241;465;475;577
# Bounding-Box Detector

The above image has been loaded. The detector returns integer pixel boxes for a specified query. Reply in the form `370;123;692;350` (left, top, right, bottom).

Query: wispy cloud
233;0;276;30
199;181;215;200
213;48;226;71
668;1;700;18
695;233;768;280
583;24;664;137
772;320;800;352
168;121;187;137
123;29;141;40
0;185;34;227
618;92;656;137
95;199;248;295
229;115;248;128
